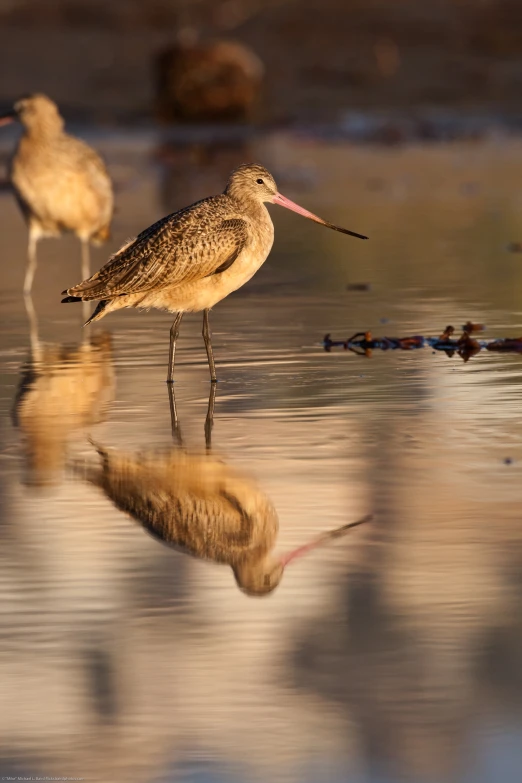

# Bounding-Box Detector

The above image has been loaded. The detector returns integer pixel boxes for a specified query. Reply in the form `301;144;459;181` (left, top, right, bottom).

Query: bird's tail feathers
84;300;109;326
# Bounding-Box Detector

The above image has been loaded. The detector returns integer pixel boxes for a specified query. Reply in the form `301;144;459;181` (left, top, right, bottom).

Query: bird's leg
167;382;183;446
23;292;40;360
202;309;217;382
204;382;217;450
167;312;184;383
24;230;39;295
80;239;92;325
80;238;91;281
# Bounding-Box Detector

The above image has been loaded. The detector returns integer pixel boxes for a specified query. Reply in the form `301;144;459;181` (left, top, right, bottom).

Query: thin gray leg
167;312;184;383
202;308;217;382
24;231;38;294
204;382;217;450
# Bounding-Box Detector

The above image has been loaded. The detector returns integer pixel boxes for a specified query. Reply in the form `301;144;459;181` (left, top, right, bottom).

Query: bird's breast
225;207;274;285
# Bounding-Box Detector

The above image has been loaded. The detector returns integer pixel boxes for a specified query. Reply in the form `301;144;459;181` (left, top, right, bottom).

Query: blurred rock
154;36;264;124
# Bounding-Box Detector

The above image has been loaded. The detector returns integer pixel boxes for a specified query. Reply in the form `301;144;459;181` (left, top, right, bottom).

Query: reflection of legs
24;230;39;294
168;379;217;449
167;312;184;383
202;309;217;382
167;383;183;446
205;382;217;450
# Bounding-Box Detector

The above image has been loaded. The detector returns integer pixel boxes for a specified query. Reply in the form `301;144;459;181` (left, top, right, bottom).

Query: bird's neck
23;117;64;142
226;188;268;218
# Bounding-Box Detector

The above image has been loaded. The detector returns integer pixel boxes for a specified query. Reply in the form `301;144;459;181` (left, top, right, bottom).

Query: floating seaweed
323;324;522;361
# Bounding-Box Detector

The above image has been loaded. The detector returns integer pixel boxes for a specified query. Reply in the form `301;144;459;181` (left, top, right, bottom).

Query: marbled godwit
62;163;367;382
87;438;371;596
0;93;113;293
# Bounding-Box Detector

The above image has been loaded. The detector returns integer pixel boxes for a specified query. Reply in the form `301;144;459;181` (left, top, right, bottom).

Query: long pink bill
0;112;15;127
272;192;368;240
280;514;372;567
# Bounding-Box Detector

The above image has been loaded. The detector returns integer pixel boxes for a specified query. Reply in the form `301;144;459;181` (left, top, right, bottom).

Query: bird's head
0;93;64;134
232;556;285;597
225;162;368;239
232;514;372;597
225;163;278;204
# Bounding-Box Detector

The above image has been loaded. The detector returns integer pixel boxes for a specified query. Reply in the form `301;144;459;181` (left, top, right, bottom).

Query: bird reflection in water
87;385;371;596
12;295;115;486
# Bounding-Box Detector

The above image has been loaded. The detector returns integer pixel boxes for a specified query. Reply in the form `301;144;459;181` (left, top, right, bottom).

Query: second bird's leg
23;292;40;359
202;309;217;382
24;231;39;295
80;240;92;325
167;312;184;383
80;238;91;281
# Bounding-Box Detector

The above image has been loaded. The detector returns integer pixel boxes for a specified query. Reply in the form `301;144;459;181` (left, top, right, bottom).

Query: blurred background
1;2;522;783
1;0;522;129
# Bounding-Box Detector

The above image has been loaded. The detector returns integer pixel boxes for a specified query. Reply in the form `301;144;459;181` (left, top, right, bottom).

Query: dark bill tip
324;221;368;240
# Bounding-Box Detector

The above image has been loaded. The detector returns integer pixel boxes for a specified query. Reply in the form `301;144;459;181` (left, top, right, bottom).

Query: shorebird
62;163;367;382
87;438;371;596
0;93;113;293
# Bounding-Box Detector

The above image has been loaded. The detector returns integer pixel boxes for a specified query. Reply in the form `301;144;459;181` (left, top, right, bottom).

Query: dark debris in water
323;323;522;362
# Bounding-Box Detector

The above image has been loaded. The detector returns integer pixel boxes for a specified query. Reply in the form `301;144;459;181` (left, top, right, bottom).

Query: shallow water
1;132;522;783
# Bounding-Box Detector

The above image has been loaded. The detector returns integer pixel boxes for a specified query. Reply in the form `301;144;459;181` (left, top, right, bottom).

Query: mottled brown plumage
87;442;371;596
62;163;367;382
0;93;113;293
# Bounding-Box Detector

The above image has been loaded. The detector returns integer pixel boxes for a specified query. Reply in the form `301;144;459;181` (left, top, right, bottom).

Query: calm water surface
0;132;522;783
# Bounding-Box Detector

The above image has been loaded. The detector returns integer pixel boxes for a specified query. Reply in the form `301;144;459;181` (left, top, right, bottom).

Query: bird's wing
62;134;113;194
65;199;249;300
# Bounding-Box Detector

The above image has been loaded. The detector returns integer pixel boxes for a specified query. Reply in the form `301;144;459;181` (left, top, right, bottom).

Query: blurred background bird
0;93;114;294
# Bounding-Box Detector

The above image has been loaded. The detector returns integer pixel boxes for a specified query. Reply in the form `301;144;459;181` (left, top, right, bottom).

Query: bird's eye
256;178;264;185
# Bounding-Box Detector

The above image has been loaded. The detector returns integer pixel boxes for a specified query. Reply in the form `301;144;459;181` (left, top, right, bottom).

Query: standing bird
87;442;371;596
0;93;113;293
62;163;367;382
